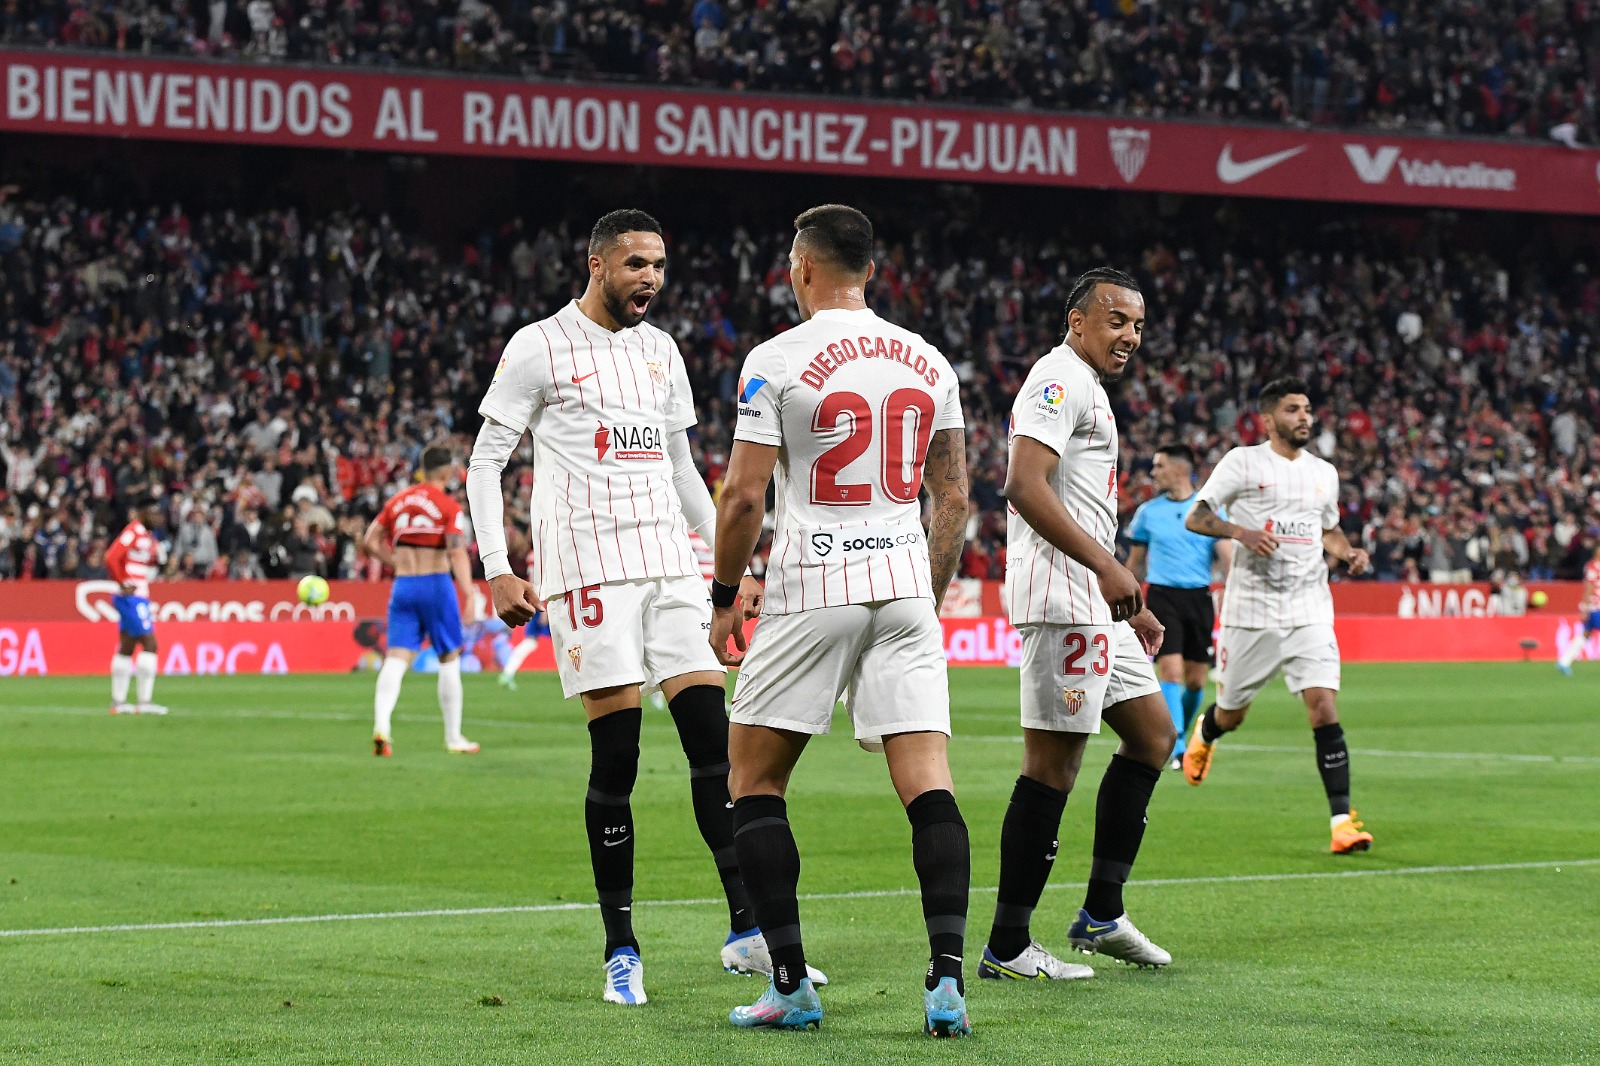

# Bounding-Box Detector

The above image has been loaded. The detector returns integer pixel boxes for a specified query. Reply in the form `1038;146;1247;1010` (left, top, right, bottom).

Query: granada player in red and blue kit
362;447;479;755
1557;543;1600;676
106;498;167;715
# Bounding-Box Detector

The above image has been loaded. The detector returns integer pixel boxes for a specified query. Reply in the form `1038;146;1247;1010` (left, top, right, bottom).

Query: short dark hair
1258;377;1312;412
589;209;663;256
1155;443;1195;467
421;447;453;473
793;204;873;274
1062;267;1141;333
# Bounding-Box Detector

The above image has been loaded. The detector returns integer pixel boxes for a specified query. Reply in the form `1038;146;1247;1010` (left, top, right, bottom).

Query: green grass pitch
3;663;1597;1064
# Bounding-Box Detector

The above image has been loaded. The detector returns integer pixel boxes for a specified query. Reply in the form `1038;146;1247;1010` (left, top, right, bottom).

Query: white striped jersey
1194;442;1340;629
1004;344;1121;625
733;306;963;616
477;300;699;601
689;530;715;583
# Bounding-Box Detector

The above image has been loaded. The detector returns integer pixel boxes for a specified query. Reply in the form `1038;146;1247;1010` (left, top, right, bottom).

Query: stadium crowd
4;0;1597;144
1;188;1597;588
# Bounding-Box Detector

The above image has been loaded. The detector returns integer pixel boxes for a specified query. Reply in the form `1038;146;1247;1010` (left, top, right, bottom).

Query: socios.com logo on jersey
1041;383;1064;405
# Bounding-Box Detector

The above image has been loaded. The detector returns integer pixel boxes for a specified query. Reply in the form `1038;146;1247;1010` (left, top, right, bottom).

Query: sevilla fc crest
1062;688;1086;716
1108;127;1151;183
646;360;667;385
568;645;583;672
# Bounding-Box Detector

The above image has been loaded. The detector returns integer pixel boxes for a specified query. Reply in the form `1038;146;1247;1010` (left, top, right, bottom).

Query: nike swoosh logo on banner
571;371;599;384
1216;144;1307;184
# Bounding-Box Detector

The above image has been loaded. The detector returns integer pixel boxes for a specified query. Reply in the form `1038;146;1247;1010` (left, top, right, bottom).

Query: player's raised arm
709;439;780;664
922;427;969;613
1003;435;1142;621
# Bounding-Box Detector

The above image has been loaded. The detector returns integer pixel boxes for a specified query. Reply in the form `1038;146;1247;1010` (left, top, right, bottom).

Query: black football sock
1313;722;1352;817
586;708;642;958
667;685;754;933
988;775;1068;961
731;794;807;995
907;789;970;994
1082;754;1160;921
1199;704;1232;744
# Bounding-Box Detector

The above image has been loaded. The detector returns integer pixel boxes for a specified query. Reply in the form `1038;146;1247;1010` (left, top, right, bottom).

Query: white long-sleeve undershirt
466;418;523;580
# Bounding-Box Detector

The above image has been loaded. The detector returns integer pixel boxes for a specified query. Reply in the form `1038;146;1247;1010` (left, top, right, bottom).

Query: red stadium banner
0;579;392;623
3;50;1599;214
3;614;1590;676
0;621;369;675
0;579;1582;624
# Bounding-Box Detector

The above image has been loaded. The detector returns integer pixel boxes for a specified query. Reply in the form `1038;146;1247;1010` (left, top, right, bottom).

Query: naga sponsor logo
1344;145;1516;191
73;579;356;623
1263;517;1319;542
594;422;662;461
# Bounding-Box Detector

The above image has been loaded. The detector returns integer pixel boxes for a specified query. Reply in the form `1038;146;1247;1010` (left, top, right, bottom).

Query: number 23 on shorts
1062;631;1110;676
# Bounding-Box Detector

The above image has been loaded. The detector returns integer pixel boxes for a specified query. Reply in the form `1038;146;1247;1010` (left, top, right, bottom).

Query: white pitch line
10;705;1598;765
4;858;1594;940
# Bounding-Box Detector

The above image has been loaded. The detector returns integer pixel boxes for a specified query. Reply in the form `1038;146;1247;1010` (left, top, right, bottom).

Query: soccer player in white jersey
466;209;791;1006
708;205;974;1037
982;268;1176;981
1182;377;1376;855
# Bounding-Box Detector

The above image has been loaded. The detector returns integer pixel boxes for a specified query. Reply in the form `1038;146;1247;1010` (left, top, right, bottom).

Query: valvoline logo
739;377;767;403
1041;382;1065;405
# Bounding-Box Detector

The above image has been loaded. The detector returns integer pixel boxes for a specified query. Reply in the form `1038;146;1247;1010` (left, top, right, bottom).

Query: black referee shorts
1144;584;1215;664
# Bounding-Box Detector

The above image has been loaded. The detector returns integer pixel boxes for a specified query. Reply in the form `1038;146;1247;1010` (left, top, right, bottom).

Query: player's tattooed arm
1188;501;1278;556
922;428;969;613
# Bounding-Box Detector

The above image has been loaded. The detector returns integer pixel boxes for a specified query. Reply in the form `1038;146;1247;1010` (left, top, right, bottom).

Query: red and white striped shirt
733;307;962;616
106;520;159;597
1195;442;1341;629
1005;344;1120;626
477;300;698;600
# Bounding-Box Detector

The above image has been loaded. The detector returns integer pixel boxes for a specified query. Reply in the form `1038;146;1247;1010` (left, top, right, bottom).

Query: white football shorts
548;575;724;699
1216;623;1341;710
729;598;949;750
1017;621;1161;734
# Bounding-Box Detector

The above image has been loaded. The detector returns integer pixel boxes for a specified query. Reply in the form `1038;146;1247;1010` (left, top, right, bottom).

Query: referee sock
668;685;754;933
732;795;807;995
1159;681;1185;754
587;708;642;959
1313;723;1352;818
1082;755;1160;921
907;789;969;994
988;775;1067;962
1181;687;1204;734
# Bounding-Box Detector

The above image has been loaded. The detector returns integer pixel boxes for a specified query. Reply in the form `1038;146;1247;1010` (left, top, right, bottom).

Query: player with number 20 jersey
710;205;973;1038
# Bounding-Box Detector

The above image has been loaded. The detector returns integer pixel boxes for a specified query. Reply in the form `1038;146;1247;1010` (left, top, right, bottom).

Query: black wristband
710;578;740;610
